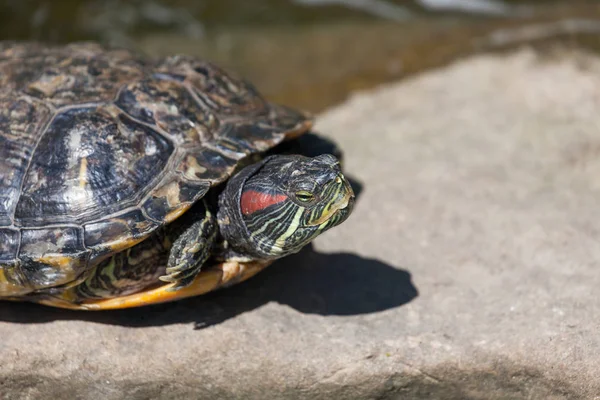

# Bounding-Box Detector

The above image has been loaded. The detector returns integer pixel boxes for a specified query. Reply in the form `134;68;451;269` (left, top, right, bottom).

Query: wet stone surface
2;48;600;399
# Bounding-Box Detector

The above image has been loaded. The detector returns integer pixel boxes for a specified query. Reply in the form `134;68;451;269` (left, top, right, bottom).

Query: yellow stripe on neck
272;207;304;255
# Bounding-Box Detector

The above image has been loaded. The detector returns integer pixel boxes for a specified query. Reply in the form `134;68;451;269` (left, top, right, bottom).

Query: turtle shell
0;42;311;295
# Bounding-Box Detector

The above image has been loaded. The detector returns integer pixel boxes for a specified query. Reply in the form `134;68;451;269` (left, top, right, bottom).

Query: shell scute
0;228;19;262
115;77;219;146
219;122;285;153
14;105;174;226
157;56;268;117
83;209;159;251
142;175;210;223
19;227;89;289
0;261;27;296
20;227;86;257
176;147;240;184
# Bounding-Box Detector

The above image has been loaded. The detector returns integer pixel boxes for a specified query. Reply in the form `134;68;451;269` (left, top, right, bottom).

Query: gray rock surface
2;49;600;399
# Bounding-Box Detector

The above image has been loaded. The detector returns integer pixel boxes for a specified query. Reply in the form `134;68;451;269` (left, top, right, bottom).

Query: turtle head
218;154;354;259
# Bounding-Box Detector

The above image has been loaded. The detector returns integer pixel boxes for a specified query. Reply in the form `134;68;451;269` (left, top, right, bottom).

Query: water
1;0;600;111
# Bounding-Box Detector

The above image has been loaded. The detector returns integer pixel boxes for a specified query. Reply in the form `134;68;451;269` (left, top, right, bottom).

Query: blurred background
1;0;599;112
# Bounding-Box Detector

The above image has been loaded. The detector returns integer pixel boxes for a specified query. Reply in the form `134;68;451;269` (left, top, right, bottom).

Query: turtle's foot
160;204;217;291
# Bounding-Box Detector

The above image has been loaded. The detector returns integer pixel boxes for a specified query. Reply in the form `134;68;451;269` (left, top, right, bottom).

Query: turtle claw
162;262;191;279
158;274;176;283
160;265;201;286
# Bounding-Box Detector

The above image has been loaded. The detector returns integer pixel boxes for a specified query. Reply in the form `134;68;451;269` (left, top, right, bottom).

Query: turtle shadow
0;245;418;328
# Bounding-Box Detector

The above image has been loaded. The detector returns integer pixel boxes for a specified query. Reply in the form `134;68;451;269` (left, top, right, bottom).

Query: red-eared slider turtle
0;42;354;310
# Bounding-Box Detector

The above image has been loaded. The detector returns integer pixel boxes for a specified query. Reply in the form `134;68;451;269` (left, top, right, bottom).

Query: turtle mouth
307;175;355;227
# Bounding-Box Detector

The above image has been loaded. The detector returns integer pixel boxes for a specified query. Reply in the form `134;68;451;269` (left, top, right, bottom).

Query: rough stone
2;48;600;399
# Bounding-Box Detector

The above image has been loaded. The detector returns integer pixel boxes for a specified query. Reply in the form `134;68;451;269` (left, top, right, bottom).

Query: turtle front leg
160;204;218;290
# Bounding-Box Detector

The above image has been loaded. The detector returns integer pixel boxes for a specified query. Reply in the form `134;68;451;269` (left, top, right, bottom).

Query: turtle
0;42;354;310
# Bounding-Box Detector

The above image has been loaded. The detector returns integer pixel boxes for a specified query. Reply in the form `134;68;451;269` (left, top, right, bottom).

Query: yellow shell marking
182;155;207;181
38;254;77;270
0;269;29;296
107;236;147;253
78;157;88;188
154;180;181;207
164;204;190;223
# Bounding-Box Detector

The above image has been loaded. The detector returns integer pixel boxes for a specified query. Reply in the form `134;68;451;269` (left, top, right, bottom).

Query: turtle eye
295;190;315;203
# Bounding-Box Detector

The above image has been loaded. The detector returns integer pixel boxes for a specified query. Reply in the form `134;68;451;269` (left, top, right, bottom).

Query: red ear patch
241;190;288;215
